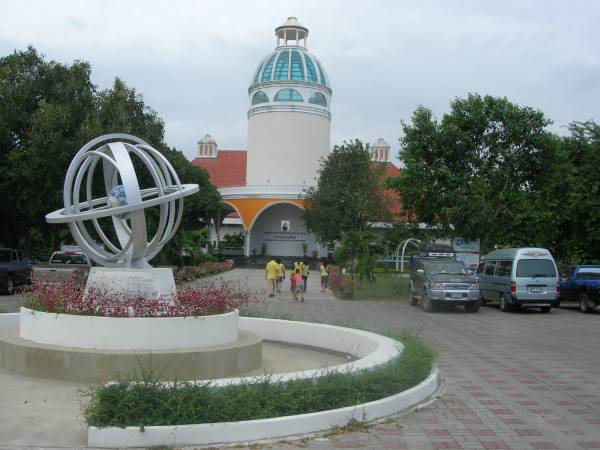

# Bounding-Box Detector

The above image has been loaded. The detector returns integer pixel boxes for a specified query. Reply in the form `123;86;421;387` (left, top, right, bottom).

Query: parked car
32;251;92;282
559;265;600;313
410;245;481;313
477;248;559;313
0;248;35;294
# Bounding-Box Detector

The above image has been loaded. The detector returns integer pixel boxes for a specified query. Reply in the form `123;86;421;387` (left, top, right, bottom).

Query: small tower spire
275;16;309;48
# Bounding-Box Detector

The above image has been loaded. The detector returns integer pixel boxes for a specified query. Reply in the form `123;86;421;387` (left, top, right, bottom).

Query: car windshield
427;261;465;275
0;250;11;262
516;259;556;278
576;268;600;280
51;253;88;264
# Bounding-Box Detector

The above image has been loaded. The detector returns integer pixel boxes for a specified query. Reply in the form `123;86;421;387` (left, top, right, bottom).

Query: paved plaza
0;267;599;449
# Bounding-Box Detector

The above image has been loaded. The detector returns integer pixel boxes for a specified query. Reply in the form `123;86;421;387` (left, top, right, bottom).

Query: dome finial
275;16;309;48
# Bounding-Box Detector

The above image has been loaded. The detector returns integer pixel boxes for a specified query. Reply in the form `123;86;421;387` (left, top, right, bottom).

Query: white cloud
1;0;599;162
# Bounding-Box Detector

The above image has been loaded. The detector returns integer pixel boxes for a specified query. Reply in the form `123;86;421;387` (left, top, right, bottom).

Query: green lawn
336;275;410;301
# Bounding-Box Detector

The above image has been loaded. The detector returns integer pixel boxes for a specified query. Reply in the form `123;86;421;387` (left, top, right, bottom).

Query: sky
1;0;599;162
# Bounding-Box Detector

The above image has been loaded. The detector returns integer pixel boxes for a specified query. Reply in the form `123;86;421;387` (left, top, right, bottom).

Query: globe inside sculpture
46;134;199;269
46;134;199;299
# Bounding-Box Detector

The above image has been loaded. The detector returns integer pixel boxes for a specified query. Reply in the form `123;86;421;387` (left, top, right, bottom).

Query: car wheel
409;284;418;306
579;292;590;313
422;290;435;313
465;300;480;313
5;277;15;295
540;306;551;313
499;294;511;312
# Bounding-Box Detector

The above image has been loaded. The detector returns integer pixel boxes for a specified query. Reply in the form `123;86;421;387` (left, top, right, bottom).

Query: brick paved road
1;269;599;449
222;268;600;450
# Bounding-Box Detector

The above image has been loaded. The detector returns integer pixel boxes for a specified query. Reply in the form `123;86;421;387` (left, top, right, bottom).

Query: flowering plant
26;276;256;318
175;260;234;284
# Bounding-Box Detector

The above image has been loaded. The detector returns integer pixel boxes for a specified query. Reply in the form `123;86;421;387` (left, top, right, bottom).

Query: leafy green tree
0;47;219;257
556;121;600;262
388;94;561;252
303;139;389;244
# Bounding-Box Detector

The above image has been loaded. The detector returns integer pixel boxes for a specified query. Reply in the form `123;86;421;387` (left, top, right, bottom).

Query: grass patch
83;332;434;428
333;275;410;301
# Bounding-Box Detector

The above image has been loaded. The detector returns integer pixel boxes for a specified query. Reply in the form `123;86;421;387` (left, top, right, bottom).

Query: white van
477;248;559;313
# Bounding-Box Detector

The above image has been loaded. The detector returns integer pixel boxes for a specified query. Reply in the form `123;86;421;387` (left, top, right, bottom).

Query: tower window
308;92;327;107
274;88;303;102
316;61;327;86
252;91;269;105
290;50;304;81
274;50;290;80
261;53;277;82
303;53;318;83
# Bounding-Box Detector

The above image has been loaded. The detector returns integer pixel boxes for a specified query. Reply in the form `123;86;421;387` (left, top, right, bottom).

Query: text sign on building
281;220;290;232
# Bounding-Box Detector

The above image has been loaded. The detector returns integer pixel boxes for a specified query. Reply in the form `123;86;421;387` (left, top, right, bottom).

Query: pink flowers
28;276;255;318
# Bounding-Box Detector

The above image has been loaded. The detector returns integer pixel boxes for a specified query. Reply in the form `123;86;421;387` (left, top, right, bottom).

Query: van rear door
514;258;557;301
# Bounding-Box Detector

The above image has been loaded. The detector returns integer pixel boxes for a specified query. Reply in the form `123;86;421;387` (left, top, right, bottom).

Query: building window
274;88;303;102
290;50;304;81
274;50;289;80
308;92;327;107
304;53;318;83
316;61;327;86
261;53;277;82
252;91;269;105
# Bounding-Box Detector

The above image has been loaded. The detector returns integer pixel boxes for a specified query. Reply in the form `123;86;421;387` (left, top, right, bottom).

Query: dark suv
410;246;481;313
0;248;34;294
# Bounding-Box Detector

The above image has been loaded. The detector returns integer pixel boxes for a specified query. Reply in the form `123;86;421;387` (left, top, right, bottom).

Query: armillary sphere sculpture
46;134;199;269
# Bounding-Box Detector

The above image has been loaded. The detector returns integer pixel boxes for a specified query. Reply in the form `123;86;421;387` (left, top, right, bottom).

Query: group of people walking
265;258;329;302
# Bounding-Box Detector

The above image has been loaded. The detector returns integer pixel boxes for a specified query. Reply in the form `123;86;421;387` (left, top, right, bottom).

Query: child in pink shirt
292;269;304;302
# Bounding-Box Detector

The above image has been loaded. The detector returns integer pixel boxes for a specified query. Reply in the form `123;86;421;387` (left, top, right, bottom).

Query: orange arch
222;198;305;230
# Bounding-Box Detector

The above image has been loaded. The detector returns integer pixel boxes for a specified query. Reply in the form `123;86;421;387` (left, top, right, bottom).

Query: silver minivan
477;248;559;313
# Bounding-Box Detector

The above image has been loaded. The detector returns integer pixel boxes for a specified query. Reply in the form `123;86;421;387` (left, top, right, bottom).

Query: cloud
1;0;599;162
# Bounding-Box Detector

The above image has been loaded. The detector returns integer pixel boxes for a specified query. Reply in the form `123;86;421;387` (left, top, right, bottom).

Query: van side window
484;261;496;275
496;260;512;277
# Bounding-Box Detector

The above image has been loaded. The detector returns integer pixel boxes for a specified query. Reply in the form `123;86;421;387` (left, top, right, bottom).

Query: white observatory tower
246;17;332;186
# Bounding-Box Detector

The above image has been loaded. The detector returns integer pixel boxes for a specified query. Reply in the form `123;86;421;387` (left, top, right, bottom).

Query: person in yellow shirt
301;260;310;293
265;258;278;298
276;258;285;293
319;261;329;293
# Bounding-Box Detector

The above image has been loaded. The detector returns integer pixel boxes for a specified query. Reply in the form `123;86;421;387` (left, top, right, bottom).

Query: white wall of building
247;111;330;186
249;203;325;257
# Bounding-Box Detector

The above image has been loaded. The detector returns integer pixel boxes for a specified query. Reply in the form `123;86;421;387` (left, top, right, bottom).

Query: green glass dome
251;48;329;88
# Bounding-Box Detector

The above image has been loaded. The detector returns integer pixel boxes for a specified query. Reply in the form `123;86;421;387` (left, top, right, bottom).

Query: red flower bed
27;276;256;318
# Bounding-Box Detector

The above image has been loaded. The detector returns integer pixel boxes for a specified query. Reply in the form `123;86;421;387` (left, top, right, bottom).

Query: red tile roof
373;161;404;219
192;150;247;187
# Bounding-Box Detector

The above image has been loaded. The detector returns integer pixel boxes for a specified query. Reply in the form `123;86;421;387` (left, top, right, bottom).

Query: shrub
175;260;234;283
83;333;434;427
26;275;255;318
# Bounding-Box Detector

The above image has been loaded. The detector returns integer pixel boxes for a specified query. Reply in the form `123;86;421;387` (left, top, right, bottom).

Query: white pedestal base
84;267;176;300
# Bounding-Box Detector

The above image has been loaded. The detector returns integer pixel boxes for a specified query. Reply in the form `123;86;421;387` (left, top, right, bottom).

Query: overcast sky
1;0;599;161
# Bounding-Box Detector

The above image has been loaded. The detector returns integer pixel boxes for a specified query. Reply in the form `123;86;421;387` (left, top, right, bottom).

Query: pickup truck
0;248;34;294
559;265;600;313
410;251;481;313
32;252;92;282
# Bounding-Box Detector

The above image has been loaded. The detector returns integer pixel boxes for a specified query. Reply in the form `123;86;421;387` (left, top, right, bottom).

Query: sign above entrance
281;220;290;232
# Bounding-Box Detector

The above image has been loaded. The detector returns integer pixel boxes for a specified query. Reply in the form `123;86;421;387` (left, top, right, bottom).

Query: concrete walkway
0;267;599;449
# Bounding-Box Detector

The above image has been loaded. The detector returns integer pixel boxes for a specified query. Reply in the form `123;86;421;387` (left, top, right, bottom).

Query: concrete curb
88;366;439;447
88;318;438;447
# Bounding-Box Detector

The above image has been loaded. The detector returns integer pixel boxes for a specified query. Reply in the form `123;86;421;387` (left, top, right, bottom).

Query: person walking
301;259;310;293
319;261;329;293
265;258;278;298
292;268;304;302
276;258;285;294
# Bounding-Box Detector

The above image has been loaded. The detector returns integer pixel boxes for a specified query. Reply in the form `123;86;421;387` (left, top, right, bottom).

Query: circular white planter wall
19;307;239;350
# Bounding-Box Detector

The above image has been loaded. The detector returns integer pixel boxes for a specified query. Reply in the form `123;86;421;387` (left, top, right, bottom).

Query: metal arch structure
46;134;199;268
395;238;424;272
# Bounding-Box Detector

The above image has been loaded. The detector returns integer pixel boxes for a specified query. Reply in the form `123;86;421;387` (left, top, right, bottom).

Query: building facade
193;17;402;257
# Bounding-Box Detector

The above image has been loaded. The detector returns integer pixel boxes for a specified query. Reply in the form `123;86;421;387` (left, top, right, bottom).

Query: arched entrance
249;202;324;257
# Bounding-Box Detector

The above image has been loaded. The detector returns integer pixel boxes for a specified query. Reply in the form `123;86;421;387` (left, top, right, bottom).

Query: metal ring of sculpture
46;134;199;268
